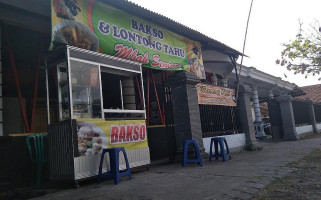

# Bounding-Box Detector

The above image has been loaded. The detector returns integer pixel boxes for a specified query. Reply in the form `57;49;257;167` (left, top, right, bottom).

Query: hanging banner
196;84;237;106
51;0;205;79
76;119;148;157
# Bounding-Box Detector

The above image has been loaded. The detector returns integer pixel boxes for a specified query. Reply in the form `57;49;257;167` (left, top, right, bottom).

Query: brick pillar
238;85;256;144
306;99;319;134
168;71;204;161
277;95;298;140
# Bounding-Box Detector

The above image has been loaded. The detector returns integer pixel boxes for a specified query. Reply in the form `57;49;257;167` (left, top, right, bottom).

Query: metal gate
267;99;283;140
143;69;176;162
199;104;241;137
163;83;176;162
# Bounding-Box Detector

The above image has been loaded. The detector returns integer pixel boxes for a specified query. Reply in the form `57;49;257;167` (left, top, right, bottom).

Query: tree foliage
276;20;321;80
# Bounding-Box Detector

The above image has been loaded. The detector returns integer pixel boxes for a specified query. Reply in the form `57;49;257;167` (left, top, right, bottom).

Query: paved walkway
35;136;321;200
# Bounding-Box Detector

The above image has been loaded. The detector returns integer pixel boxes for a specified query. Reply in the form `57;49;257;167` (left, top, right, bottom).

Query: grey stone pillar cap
277;94;293;102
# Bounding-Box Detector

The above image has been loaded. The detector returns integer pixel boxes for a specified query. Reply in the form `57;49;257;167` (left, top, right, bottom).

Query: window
100;66;145;120
69;60;102;119
61;46;145;121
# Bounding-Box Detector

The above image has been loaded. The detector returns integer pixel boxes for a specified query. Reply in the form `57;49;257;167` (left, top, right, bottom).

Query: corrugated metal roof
101;0;243;57
1;0;242;56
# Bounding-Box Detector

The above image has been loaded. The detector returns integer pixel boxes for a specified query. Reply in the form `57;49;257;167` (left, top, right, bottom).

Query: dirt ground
251;147;321;200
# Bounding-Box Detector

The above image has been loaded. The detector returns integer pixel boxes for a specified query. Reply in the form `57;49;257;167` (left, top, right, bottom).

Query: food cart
46;45;150;182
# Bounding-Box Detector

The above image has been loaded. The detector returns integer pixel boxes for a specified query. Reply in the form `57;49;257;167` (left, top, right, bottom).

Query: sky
129;0;321;87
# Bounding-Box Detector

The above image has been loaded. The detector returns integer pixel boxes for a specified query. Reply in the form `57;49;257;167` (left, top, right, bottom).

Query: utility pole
236;0;254;101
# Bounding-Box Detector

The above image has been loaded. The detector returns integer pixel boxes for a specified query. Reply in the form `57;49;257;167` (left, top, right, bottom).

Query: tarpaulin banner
51;0;205;79
196;84;237;106
76;119;148;157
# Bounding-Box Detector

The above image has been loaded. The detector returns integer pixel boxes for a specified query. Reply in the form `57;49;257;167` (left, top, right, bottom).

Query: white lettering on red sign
110;124;146;144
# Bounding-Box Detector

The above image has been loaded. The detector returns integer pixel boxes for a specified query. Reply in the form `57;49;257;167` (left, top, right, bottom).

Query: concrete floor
34;135;321;200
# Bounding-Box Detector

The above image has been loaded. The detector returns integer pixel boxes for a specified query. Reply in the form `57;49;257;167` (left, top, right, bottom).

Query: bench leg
209;140;213;161
224;139;232;160
214;141;219;160
219;141;226;162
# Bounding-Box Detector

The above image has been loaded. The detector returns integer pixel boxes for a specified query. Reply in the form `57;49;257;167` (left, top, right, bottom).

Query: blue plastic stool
183;139;203;167
209;137;231;162
97;147;132;185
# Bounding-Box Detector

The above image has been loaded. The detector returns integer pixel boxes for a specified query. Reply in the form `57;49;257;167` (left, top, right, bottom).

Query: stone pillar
168;71;204;160
268;89;274;99
306;99;319;134
0;25;3;136
277;95;298;140
121;77;136;110
280;89;287;95
252;86;266;139
238;85;256;144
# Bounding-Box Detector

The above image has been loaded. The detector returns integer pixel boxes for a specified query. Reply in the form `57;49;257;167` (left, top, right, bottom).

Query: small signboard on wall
196;84;237;106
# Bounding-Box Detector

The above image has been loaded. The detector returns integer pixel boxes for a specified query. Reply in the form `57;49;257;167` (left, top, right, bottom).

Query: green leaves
277;20;321;80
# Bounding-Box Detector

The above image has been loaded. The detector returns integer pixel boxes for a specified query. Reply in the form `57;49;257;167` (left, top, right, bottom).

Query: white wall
296;125;313;135
295;123;321;136
203;133;246;154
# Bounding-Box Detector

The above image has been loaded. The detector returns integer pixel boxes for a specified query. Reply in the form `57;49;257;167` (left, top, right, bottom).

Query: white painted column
252;86;262;122
252;86;266;138
0;25;3;136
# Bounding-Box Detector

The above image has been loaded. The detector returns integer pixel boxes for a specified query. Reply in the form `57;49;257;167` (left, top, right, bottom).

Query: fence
199;104;241;137
292;100;310;125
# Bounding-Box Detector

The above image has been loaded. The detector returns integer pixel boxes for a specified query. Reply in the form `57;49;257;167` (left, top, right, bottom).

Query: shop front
47;0;207;181
0;0;243;187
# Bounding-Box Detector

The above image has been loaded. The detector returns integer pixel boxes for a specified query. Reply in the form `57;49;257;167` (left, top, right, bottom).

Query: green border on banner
51;0;205;78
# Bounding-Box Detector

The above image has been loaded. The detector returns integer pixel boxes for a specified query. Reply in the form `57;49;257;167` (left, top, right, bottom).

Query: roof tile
294;84;321;103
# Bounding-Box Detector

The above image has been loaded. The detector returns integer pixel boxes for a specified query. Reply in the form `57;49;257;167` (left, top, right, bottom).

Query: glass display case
57;60;103;120
54;49;145;121
46;46;150;182
69;60;102;119
57;62;70;120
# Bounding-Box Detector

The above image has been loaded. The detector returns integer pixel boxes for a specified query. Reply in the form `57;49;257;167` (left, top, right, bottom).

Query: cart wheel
74;181;80;188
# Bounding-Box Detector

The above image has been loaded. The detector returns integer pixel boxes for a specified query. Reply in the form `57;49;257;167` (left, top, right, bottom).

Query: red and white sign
110;124;146;144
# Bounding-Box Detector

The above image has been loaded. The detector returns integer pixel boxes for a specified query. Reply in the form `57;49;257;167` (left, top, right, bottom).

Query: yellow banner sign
77;119;148;157
196;84;237;106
